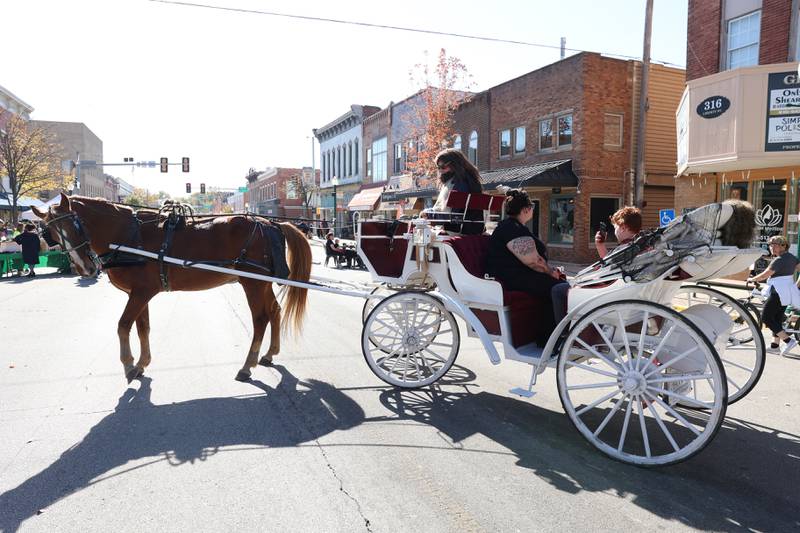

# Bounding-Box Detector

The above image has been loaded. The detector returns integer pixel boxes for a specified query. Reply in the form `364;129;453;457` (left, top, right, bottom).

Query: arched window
337;146;342;178
453;134;462;151
468;131;478;166
347;142;353;176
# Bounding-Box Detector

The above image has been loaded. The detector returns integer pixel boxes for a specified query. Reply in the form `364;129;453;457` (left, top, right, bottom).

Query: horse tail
280;222;312;335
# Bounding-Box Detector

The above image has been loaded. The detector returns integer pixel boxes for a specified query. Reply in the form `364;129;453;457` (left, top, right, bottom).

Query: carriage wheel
557;301;727;466
671;285;765;404
362;291;460;388
362;285;395;325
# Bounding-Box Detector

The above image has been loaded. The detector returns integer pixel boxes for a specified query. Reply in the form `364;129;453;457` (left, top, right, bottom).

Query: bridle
46;208;99;270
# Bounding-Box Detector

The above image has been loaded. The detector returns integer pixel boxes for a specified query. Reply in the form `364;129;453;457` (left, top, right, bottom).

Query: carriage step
509;387;537;398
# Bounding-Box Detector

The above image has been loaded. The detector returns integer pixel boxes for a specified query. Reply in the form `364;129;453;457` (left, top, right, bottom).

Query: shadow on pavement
0;365;364;533
378;387;800;531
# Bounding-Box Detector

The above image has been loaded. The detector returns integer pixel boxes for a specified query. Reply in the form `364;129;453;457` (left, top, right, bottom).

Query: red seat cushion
446;235;552;347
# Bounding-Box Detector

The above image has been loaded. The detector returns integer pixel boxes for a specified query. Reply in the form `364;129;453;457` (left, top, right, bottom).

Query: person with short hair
748;235;800;355
325;232;349;268
487;188;569;341
13;223;41;277
595;206;643;259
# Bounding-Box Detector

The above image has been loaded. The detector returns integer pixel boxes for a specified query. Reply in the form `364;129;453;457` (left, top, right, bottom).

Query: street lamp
331;175;339;238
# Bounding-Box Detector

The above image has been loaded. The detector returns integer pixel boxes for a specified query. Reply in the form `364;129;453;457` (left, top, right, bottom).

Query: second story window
727;10;761;69
604;113;623;148
468;131;478;166
393;142;403;174
539;119;553;150
499;129;511;158
372;137;387;182
366;147;372;177
453;134;462;151
514;126;526;154
558;115;573;147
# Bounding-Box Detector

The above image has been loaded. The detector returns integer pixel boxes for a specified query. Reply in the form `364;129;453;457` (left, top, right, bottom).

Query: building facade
0;83;33;132
678;0;800;254
314;105;380;237
30;120;107;200
246;167;313;218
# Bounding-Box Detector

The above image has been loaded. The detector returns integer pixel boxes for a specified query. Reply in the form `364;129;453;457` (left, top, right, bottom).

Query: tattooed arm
507;237;559;277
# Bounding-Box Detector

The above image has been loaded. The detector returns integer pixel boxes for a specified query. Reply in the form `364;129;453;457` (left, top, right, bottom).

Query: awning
381;188;437;201
480;159;579;189
347;187;384;211
377;202;399;212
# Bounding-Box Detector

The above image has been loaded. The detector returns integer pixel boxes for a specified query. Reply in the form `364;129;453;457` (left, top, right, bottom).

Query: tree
0;110;68;223
404;49;474;183
124;188;169;207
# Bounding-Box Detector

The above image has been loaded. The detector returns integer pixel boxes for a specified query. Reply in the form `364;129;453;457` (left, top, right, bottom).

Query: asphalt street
1;243;799;532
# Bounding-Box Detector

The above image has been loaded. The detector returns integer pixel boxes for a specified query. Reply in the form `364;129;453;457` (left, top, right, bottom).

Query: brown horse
31;194;311;383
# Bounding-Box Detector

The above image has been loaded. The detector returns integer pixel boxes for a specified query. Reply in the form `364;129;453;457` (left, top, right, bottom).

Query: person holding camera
594;206;642;259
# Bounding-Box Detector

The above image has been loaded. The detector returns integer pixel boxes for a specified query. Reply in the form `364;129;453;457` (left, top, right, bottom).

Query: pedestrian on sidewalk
747;235;800;355
14;223;41;277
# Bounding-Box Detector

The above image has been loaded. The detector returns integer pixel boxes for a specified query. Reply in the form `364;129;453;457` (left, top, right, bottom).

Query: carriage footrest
509;387;537;398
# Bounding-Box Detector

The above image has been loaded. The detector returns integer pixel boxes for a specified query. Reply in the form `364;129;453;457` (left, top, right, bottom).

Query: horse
31;194;312;383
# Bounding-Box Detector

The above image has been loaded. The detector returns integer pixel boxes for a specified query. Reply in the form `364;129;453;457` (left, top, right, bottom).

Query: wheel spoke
636;310;650;369
617;398;633;452
720;358;754;373
726;374;743;392
575;389;622;417
565;360;620;378
643;391;701;436
616;310;633;370
647;386;713;409
646;400;680;452
593;395;625;436
423;347;448;364
637;398;651;458
645;322;677;368
591;321;625;368
567;381;620;391
644;346;699;377
575;337;624;373
648;373;713;384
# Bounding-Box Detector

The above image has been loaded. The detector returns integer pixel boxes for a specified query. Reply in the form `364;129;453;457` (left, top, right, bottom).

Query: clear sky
4;0;687;197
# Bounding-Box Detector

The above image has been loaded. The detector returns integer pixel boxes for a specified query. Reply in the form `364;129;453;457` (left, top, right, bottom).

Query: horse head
30;193;99;278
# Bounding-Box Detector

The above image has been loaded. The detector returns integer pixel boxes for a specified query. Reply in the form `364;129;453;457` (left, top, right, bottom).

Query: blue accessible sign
659;209;676;227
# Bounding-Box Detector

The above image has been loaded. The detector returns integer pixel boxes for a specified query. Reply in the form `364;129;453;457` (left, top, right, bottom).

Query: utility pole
634;0;653;208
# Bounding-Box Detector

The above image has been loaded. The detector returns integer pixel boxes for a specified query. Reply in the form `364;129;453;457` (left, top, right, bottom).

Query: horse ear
59;192;71;210
30;205;47;220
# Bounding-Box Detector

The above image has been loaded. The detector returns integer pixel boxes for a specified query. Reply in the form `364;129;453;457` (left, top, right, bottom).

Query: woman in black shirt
487;188;569;335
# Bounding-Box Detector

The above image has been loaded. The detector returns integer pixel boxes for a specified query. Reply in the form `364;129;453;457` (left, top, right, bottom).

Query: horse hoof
258;356;273;367
125;366;143;383
235;370;251;382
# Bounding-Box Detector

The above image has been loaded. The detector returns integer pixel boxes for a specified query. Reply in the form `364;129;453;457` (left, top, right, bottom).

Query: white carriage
356;197;764;466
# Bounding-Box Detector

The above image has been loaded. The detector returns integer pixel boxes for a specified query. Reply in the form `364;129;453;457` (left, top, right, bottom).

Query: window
372;137;387;182
499;129;511;157
603;113;623;147
366;147;372;177
453;134;462;151
539;119;553;150
548;196;575;244
514;126;526;154
468;131;478;165
589;197;620;243
353;139;359;174
347;143;352;176
727;11;761;69
558;115;573;147
393;142;403;173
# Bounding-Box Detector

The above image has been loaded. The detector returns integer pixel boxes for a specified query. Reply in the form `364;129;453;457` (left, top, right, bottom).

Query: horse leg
259;288;281;367
133;304;152;378
119;290;156;382
236;280;269;382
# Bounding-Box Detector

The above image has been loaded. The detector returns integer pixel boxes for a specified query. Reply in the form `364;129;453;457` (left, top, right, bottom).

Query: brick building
247;167;311;218
677;0;800;254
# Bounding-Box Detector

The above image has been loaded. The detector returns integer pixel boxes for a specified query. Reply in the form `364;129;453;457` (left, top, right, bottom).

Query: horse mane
719;199;756;248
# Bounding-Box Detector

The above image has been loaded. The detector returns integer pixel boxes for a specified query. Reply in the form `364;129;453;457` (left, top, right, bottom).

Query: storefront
676;62;800;255
346;184;384;237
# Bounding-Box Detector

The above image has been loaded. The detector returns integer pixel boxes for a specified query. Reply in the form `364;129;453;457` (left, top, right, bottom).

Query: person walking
14;223;41;277
747;235;800;355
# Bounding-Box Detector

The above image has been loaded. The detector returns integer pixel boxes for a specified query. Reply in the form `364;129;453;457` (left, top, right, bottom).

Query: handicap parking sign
659;208;676;227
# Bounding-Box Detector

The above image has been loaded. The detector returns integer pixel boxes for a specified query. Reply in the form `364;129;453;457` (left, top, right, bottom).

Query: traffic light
160;157;168;173
186;183;191;194
182;157;190;172
200;183;206;194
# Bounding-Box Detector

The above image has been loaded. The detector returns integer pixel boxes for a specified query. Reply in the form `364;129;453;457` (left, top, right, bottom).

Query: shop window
727;10;761;70
558;114;573;147
603;113;623;148
539;119;553;150
589;197;620;243
722;179;787;251
548;196;575;244
514;126;526;154
372;137;388;182
499;129;511;158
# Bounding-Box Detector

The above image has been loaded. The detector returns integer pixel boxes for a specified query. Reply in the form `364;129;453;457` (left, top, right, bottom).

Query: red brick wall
760;0;793;64
674;175;719;214
452;91;491;171
686;0;722;81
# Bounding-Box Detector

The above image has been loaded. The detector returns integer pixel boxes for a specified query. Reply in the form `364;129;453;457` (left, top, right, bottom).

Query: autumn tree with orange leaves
403;49;473;185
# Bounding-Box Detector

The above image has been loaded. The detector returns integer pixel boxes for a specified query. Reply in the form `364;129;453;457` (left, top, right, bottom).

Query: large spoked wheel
557;300;727;467
362;291;460;388
671;285;765;404
362;285;396;325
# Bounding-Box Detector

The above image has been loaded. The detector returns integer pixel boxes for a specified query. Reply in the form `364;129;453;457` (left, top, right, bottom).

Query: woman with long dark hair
428;148;484;234
487;188;569;340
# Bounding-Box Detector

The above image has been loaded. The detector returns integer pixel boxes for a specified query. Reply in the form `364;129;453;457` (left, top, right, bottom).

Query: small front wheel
362;291;460;388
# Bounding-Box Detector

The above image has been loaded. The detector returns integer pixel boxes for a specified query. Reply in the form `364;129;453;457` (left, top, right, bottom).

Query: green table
0;251;71;276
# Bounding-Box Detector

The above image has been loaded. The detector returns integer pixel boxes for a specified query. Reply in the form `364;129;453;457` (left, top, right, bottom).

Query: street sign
659;208;676;227
238;186;248;193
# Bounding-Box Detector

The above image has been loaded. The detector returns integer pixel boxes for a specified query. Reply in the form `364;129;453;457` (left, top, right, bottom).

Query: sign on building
659;209;676;227
765;72;800;152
